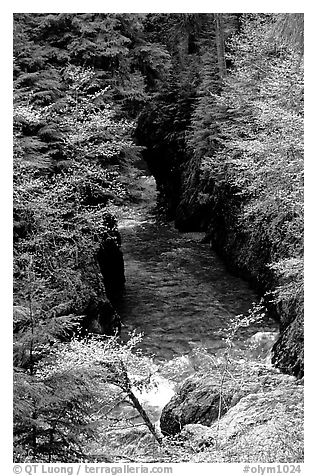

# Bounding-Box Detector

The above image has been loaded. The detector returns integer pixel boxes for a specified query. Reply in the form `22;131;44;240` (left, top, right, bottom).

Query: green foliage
13;13;171;114
272;13;304;55
13;94;127;374
14;333;162;462
187;14;303;316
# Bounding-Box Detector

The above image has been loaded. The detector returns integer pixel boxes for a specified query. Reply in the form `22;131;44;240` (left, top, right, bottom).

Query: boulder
181;381;304;462
160;375;234;436
84;297;121;335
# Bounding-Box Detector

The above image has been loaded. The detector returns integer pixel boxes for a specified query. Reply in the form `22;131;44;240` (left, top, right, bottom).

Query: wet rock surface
83;226;125;335
97;235;125;303
84;297;121;335
160;375;234;436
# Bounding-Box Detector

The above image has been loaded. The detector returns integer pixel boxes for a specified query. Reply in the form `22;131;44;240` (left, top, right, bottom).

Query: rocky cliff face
82;217;125;336
97;234;125;303
272;312;304;378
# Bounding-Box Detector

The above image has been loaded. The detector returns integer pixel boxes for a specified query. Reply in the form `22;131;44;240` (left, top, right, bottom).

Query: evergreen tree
14;333;162;462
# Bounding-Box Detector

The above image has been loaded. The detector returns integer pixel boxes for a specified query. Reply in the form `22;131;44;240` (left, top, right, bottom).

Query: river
111;172;278;416
115;174;277;358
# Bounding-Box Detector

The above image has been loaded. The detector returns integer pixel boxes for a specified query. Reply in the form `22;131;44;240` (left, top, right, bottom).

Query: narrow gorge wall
83;232;125;336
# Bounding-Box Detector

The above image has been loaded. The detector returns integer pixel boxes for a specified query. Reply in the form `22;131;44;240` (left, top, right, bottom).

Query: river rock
160;375;234;436
181;380;304;462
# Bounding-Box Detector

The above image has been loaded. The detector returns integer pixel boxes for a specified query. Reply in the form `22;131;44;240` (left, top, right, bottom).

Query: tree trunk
214;14;226;79
118;361;163;444
126;388;163;444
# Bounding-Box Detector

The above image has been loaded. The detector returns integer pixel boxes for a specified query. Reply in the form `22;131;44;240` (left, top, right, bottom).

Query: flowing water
112;173;278;416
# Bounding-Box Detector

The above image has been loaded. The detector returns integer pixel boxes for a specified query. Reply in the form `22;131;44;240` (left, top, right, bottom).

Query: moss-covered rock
180;373;303;463
160;374;234;436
